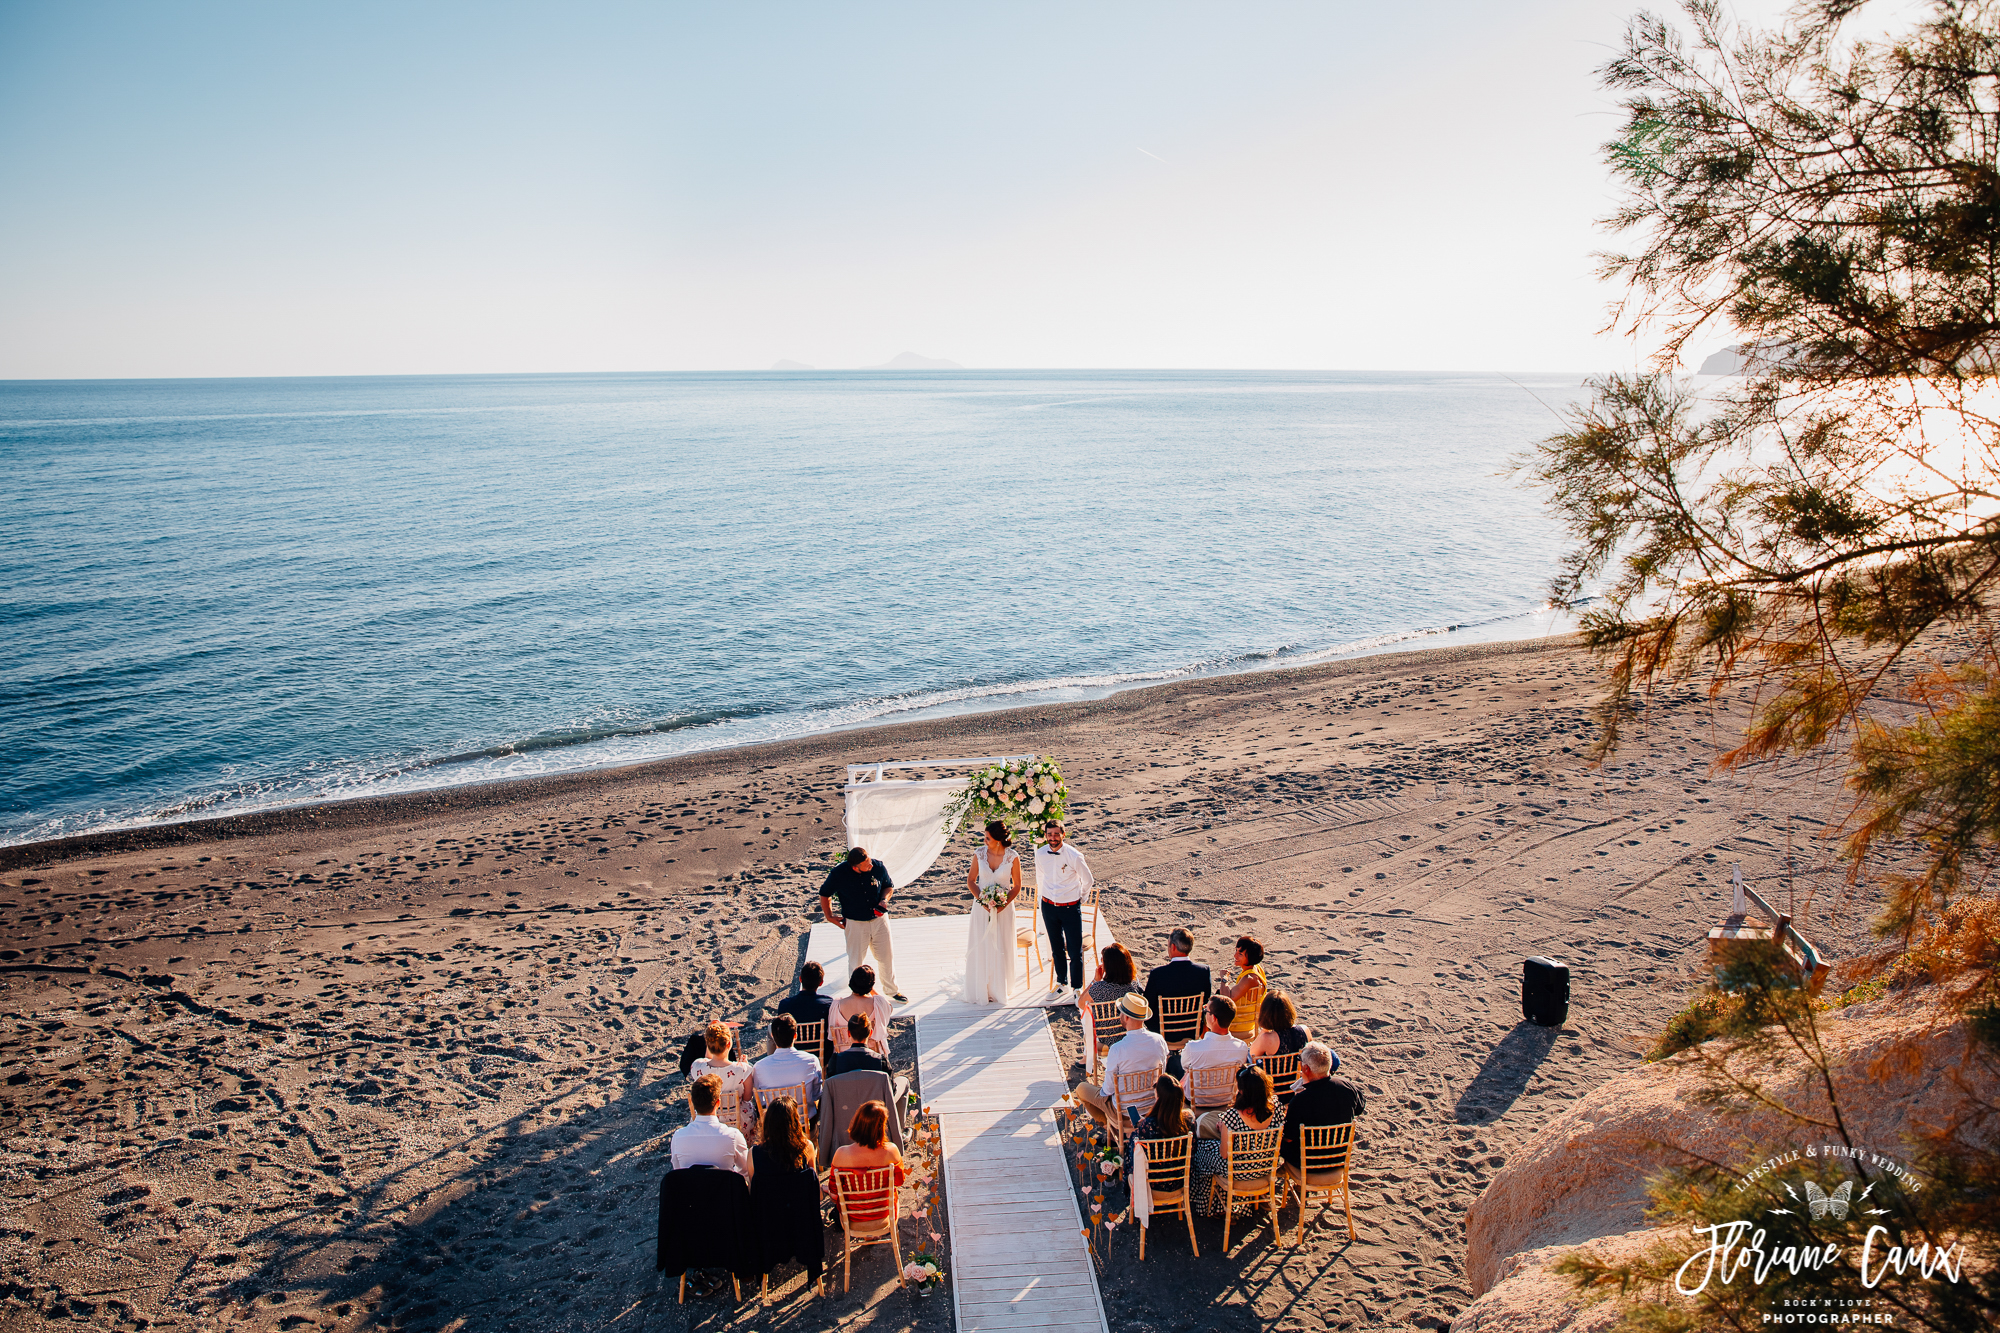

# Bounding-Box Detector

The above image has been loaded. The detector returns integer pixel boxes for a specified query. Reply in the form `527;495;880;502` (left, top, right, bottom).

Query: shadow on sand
206;943;946;1333
1452;1021;1561;1125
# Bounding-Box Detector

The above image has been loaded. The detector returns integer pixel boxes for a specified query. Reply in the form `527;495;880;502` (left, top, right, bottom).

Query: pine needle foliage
1523;0;2000;990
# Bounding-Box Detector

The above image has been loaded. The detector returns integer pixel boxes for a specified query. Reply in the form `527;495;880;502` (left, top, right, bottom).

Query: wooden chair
679;1270;740;1303
1158;994;1205;1052
688;1082;744;1134
1133;1132;1198;1260
792;1020;827;1069
1185;1062;1237;1113
1260;1051;1302;1101
1216;1125;1283;1252
1106;1065;1162;1155
752;1080;815;1130
829;1165;903;1293
1086;998;1123;1084
1016;899;1047;993
1282;1122;1357;1243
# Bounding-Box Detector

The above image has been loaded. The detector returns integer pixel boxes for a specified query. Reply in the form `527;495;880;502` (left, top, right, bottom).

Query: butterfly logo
1770;1177;1885;1221
1805;1180;1854;1220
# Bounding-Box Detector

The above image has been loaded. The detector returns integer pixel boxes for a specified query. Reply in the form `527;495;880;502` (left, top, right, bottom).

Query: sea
1;368;1590;848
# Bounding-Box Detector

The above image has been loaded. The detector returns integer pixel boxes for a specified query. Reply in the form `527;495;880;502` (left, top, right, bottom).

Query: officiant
819;848;908;1005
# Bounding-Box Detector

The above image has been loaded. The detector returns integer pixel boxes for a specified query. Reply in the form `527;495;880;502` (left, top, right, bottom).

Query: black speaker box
1522;956;1569;1027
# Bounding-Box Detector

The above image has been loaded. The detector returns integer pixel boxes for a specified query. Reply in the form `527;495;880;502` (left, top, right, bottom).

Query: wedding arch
842;754;1036;886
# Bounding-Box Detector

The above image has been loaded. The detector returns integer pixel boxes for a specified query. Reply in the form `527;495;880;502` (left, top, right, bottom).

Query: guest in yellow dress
1224;936;1267;1041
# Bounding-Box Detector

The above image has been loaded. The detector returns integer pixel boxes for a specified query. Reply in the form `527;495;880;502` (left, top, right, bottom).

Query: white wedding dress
963;848;1017;1005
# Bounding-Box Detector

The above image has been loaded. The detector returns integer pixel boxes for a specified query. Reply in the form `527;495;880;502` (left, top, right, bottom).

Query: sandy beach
0;635;1889;1332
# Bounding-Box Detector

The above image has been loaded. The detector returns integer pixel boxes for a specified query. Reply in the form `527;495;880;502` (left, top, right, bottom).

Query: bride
964;819;1021;1004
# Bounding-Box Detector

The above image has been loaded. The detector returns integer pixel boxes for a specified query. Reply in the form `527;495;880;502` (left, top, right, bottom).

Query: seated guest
830;965;893;1058
750;1096;823;1296
670;1074;752;1179
1075;993;1169;1126
1134;1071;1192;1146
1223;936;1268;1041
775;962;834;1065
688;1021;757;1136
677;1018;741;1077
1279;1041;1364;1169
1180;996;1249;1123
752;1013;823;1119
1143;928;1213;1064
828;1101;907;1227
829;1013;891;1077
1246;990;1313;1062
1194;1065;1278;1214
1084;941;1143;1035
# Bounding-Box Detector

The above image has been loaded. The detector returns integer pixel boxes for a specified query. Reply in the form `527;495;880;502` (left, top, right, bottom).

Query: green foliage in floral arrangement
941;757;1070;843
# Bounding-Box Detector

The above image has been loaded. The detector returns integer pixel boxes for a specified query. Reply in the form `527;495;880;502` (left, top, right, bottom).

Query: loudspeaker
1522;956;1569;1027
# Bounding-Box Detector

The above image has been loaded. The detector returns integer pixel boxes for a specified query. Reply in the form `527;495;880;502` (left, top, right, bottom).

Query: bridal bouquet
942;756;1070;841
974;881;1012;912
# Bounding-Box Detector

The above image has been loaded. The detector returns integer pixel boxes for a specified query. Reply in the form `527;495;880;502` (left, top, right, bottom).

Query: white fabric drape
1132;1140;1153;1221
843;778;960;887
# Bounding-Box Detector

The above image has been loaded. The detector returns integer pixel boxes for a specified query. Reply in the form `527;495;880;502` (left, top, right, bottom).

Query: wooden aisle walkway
808;909;1111;1333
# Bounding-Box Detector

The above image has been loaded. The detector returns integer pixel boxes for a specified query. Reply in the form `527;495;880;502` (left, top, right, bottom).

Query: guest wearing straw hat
1073;992;1168;1126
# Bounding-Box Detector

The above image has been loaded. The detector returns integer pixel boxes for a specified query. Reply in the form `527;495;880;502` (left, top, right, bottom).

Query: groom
819;847;908;1004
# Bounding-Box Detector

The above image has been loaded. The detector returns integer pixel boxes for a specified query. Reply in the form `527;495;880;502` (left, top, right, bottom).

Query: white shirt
1180;1030;1249;1077
1033;843;1094;905
1101;1025;1169;1094
670;1113;751;1178
751;1046;824;1115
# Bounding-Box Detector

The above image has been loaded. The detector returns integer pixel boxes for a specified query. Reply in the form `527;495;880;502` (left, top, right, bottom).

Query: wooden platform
808;908;1111;1333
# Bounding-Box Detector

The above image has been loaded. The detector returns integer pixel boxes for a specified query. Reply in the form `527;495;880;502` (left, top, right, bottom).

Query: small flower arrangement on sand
943;756;1069;842
903;1252;945;1293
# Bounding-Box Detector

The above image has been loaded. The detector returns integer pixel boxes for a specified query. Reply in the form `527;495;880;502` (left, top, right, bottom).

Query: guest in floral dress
1194;1066;1278;1215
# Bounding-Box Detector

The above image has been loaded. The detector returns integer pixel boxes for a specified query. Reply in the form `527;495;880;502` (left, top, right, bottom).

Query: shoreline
0;633;1581;871
0;622;1889;1332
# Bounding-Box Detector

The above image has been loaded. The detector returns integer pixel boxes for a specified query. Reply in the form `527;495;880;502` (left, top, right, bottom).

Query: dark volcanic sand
0;637;1889;1332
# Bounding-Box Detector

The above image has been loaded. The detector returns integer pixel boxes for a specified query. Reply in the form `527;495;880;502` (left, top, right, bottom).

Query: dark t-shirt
819;861;894;921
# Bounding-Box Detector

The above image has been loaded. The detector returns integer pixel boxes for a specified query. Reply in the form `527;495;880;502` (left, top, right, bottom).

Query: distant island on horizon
767;351;964;371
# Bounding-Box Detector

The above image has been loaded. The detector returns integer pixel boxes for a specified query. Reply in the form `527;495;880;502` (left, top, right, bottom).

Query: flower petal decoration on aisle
942;756;1070;844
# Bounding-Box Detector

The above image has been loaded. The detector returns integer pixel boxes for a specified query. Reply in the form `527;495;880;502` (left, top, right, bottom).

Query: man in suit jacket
774;962;834;1066
1143;927;1213;1074
1280;1041;1365;1168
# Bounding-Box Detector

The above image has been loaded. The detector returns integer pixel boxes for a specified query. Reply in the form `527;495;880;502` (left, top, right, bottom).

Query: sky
0;1;1789;378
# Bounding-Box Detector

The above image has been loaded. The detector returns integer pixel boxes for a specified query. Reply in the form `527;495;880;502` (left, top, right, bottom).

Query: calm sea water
1;369;1587;847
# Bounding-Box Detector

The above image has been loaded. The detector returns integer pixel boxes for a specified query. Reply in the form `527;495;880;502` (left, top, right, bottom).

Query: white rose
1038;775;1054;793
1029;797;1045;814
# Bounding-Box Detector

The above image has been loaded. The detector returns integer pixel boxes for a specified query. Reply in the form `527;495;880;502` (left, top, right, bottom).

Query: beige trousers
843;914;900;995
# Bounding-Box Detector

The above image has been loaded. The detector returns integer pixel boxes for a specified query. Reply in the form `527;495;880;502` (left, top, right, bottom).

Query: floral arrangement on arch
942;756;1070;844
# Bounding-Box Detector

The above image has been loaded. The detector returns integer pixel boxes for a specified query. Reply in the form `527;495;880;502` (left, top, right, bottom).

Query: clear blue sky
0;1;1749;377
